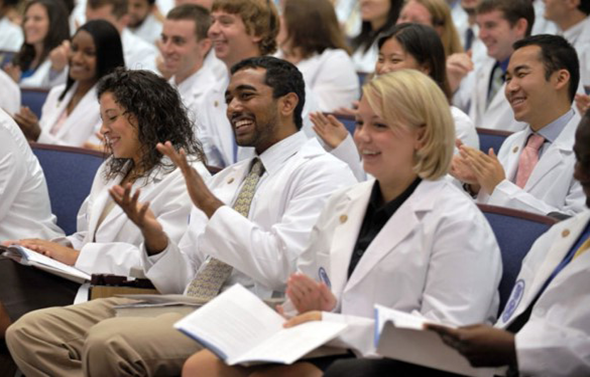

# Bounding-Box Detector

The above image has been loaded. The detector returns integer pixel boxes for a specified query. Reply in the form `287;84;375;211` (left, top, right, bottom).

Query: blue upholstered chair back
476;128;513;154
326;113;357;135
31;143;105;235
478;204;558;315
21;88;50;118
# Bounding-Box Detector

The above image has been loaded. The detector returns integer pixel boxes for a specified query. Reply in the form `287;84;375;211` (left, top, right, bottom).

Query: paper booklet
0;244;90;284
374;305;496;377
174;284;348;366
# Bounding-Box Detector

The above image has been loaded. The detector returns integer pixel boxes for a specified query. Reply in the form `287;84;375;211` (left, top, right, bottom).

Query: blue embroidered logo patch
318;267;331;289
501;279;525;323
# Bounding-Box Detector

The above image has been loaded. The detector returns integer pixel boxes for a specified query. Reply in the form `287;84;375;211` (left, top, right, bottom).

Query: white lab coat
496;210;590;377
454;56;527;132
477;112;586;216
325;105;479;182
169;65;217;126
291;178;502;356
142;133;357;296
561;16;590;88
0;109;64;241
36;83;101;146
56;158;210;278
287;48;360;112
129;14;163;46
20;59;67;89
122;28;158;72
0;16;23;52
0;70;20;115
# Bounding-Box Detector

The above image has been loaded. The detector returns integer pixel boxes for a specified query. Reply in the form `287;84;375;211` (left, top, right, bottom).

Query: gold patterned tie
185;158;265;300
573;237;590;260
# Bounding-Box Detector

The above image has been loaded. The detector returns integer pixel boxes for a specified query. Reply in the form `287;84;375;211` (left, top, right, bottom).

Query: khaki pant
6;297;202;377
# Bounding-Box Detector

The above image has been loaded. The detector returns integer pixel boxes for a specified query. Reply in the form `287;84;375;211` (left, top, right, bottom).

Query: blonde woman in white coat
13;20;125;146
182;70;502;376
313;23;479;181
1;68;209;335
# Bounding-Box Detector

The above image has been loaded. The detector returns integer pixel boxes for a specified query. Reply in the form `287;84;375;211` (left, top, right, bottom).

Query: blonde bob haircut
363;70;454;180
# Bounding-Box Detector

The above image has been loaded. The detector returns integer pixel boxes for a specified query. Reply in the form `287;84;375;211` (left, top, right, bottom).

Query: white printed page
174;284;285;361
230;321;347;365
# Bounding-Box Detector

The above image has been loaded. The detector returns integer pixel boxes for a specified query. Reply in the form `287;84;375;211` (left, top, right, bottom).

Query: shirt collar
256;131;307;175
535;108;575;143
368;177;422;216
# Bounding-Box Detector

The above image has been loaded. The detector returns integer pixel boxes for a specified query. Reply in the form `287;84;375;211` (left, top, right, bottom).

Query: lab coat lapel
524;115;578;191
329;182;372;297
54;85;98;141
43;86;74;131
85;171;125;241
344;180;435;293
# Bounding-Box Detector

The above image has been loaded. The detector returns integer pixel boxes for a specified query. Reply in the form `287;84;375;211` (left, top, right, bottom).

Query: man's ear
514;17;528;38
278;92;299;118
199;37;213;56
553;68;571;92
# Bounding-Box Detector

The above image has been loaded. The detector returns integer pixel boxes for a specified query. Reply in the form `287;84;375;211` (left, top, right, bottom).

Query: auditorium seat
476;128;513;154
478;204;558;315
21;88;50;119
30;143;105;235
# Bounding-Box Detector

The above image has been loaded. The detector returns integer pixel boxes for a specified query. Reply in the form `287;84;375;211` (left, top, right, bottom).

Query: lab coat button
227;178;234;184
561;229;570;238
512;146;519;153
339;215;348;223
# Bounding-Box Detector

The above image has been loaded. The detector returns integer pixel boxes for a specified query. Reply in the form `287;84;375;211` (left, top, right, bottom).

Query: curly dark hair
97;68;206;181
14;0;70;72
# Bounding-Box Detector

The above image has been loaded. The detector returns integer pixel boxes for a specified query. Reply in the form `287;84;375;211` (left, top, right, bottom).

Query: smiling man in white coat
429;109;590;377
452;34;586;216
5;56;357;377
159;4;216;120
453;0;533;132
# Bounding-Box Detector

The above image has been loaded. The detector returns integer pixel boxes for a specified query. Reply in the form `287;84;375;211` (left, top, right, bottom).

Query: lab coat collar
343;179;443;292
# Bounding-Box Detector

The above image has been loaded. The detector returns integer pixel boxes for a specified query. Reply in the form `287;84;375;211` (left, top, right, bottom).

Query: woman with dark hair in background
277;0;359;112
350;0;403;72
313;23;478;180
4;0;70;88
0;68;210;336
13;19;125;147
